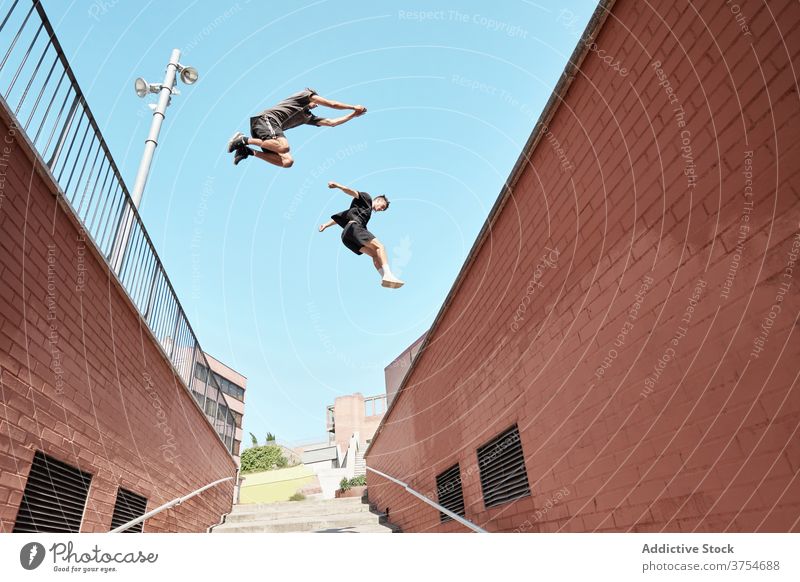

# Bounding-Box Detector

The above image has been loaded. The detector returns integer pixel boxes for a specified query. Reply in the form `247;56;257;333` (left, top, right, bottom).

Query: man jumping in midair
319;181;405;289
227;88;366;167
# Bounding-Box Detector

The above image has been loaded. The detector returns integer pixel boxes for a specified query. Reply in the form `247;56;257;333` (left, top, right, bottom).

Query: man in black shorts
318;181;404;289
227;88;366;168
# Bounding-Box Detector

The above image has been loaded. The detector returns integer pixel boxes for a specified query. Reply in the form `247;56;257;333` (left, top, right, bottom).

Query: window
13;451;93;532
210;371;245;401
436;463;466;523
217;402;229;423
204;397;217;418
476;424;531;508
110;488;148;533
364;395;387;417
194;363;208;382
191;389;204;406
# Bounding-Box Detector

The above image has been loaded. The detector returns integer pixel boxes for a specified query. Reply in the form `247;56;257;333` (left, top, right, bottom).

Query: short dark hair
375;194;390;208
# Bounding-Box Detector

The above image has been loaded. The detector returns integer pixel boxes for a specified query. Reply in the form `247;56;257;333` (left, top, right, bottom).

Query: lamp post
109;48;198;273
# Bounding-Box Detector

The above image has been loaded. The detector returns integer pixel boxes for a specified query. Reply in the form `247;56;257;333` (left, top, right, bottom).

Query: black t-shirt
258;88;323;130
331;192;372;228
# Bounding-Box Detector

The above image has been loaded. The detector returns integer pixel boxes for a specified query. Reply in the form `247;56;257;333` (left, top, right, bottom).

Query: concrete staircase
353;449;366;476
210;496;399;533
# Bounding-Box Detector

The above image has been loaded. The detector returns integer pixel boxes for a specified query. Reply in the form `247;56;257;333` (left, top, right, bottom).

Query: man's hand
327;181;358;197
353;105;367;116
319;223;328;232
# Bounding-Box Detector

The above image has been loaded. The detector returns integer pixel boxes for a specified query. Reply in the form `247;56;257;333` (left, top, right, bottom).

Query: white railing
366;467;487;533
109;477;234;533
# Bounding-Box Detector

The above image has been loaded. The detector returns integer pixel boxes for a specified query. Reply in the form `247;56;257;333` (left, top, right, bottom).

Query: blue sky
38;0;598;445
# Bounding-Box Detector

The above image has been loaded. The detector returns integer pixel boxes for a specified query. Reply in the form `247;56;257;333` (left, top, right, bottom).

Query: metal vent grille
477;424;531;508
435;463;466;522
110;488;148;533
12;451;93;532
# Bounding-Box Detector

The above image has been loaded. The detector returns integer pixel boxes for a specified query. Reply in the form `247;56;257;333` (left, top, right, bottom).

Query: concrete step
211;511;384;533
231;496;365;514
225;502;372;523
312;524;396;533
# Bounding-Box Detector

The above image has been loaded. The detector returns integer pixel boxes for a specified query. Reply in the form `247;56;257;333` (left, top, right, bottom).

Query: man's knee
281;154;294;168
370;239;384;251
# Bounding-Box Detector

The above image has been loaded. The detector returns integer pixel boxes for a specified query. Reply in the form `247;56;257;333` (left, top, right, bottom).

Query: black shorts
249;115;284;149
341;222;375;255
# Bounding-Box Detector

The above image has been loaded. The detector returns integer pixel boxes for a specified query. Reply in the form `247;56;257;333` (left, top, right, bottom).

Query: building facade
366;0;800;532
327;392;386;451
196;353;247;465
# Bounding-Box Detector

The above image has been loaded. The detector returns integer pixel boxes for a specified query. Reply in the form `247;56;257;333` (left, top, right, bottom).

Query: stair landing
211;496;399;533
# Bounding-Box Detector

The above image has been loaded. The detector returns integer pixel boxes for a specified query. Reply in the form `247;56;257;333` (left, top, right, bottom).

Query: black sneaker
227;131;247;153
233;146;251;166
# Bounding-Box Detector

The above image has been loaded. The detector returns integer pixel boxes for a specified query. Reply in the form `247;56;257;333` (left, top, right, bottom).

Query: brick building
326;392;386;451
384;332;427;406
0;2;235;532
366;0;800;532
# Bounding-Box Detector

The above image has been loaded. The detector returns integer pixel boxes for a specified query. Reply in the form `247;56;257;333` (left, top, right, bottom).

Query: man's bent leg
248;136;289;154
359;245;383;273
252;149;294;168
363;239;404;288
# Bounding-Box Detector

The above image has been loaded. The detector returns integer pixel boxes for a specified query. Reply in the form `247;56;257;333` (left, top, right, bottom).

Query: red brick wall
0;110;236;532
366;0;800;533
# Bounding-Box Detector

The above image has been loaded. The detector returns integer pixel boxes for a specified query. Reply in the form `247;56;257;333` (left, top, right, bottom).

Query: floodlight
179;66;198;85
134;77;148;98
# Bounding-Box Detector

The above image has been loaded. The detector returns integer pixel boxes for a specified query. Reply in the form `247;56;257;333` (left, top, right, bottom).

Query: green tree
249;432;258;448
240;445;289;474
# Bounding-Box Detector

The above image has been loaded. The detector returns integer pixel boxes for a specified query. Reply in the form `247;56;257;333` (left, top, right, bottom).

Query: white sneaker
381;275;404;289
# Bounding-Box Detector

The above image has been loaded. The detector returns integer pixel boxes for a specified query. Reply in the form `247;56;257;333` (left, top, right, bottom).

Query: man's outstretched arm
328;181;359;197
315;109;364;127
310;94;366;114
319;219;336;232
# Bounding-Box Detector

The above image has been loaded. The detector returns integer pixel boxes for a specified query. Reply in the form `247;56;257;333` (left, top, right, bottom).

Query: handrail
109;477;234;533
366;467;487;533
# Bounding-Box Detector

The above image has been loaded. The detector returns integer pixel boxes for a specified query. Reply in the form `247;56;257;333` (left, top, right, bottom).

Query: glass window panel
194;363;208;382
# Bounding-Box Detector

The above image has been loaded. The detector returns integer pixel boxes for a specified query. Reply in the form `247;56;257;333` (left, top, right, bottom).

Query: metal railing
0;0;236;452
110;476;234;533
366;466;488;532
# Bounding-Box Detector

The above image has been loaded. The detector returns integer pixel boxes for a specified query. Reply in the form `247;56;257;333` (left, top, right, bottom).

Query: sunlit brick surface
366;0;800;533
0;110;235;533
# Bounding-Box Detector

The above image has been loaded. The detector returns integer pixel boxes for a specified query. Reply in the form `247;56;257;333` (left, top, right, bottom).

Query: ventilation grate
110;488;148;533
436;463;466;522
13;450;93;533
476;424;531;508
